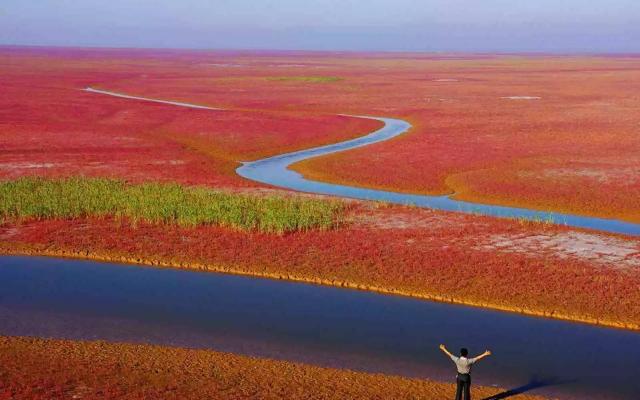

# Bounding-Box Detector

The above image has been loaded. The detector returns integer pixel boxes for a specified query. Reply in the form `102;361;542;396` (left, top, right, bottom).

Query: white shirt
449;355;478;374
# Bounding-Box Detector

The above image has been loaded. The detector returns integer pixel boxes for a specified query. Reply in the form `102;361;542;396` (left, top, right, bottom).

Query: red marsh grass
2;204;639;330
1;47;639;330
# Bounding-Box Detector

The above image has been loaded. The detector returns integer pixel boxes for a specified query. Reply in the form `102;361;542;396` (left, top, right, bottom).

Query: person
439;344;491;400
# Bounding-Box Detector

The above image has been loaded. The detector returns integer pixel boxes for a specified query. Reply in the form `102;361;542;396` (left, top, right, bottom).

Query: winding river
85;87;640;236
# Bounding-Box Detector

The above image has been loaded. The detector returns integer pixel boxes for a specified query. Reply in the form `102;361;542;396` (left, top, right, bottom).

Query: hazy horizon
1;1;639;53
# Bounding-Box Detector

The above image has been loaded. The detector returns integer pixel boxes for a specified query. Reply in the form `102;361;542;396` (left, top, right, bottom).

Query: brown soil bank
0;336;547;400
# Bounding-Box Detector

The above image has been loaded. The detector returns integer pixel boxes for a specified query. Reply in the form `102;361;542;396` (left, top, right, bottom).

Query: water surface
237;116;640;236
1;256;639;400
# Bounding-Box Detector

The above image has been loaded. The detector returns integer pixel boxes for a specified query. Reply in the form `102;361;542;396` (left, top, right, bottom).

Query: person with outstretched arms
439;344;492;400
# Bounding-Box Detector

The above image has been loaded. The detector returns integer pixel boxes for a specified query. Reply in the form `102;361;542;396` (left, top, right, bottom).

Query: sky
1;0;639;52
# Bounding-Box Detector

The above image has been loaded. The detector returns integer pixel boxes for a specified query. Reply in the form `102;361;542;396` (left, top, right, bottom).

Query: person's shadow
482;376;574;399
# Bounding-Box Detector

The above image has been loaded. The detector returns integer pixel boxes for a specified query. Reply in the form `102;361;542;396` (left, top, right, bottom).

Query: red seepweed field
1;46;640;329
0;47;380;187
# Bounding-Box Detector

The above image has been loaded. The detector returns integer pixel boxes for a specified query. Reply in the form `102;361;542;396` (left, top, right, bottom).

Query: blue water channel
1;256;638;399
84;88;640;236
237;116;640;236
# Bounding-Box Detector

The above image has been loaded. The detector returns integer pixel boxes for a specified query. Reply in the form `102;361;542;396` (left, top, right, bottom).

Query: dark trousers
455;373;471;400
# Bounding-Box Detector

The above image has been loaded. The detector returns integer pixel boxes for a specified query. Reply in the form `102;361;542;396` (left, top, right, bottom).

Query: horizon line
2;43;640;57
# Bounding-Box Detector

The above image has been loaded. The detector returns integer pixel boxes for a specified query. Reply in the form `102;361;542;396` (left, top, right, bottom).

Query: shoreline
0;335;548;400
2;246;638;332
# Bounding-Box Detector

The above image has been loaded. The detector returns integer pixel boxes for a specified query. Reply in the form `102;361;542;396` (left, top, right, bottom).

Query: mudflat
0;336;547;400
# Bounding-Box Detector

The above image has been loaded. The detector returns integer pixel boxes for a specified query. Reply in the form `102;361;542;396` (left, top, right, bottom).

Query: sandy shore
0;336;547;400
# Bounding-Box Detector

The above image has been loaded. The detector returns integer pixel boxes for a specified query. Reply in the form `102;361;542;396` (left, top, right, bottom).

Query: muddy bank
0;336;548;400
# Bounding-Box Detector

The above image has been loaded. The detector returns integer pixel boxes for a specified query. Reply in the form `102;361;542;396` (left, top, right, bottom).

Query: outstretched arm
472;350;492;362
439;344;455;358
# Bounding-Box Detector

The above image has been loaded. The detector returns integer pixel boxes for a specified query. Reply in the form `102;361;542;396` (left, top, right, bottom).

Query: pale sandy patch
150;160;186;166
112;136;141;142
353;210;469;230
474;231;640;269
536;167;640;184
0;162;63;170
269;64;307;68
433;78;459;82
501;96;541;100
205;63;245;67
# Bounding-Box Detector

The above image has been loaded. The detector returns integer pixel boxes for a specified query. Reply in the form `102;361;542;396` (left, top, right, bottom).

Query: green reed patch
0;177;345;233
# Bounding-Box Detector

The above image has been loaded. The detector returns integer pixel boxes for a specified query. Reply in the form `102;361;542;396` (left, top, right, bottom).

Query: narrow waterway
1;256;638;400
236;115;640;236
84;87;640;235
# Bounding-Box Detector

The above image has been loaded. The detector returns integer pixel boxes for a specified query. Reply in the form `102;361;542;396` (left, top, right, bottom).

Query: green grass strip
0;177;345;234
